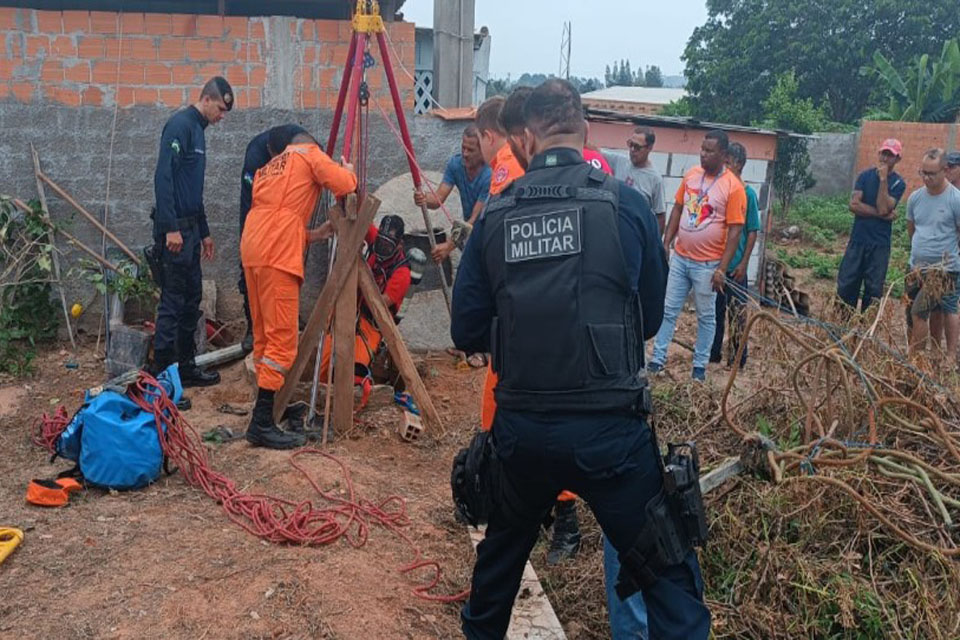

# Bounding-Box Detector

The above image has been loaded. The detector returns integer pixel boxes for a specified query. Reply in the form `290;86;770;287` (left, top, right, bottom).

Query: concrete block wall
0;7;416;110
856;120;960;199
805;132;858;197
0;7;464;330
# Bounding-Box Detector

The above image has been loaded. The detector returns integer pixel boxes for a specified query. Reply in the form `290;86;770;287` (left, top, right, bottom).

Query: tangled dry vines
707;281;960;638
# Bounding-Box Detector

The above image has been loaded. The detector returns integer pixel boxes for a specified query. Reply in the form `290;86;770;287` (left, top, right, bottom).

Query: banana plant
861;39;960;123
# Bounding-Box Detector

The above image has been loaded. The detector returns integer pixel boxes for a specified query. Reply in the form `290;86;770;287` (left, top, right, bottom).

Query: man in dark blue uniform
151;76;233;386
452;79;710;639
238;124;307;352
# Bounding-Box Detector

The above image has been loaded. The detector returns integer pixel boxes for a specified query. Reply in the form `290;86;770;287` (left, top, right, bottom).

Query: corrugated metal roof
585;108;811;138
580;86;687;105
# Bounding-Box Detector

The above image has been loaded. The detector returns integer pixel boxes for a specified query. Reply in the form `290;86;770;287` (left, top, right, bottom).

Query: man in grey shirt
906;148;960;356
604;126;667;235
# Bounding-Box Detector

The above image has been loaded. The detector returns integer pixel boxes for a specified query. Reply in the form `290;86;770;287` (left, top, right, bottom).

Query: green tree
862;39;960;122
570;76;603;94
660;96;694;117
606;61;620;87
683;0;960;125
486;76;512;97
619;59;633;86
758;72;825;216
644;65;664;88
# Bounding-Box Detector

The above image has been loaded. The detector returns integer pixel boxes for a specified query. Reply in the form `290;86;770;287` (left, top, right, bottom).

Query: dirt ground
0;247;854;640
0;341;486;640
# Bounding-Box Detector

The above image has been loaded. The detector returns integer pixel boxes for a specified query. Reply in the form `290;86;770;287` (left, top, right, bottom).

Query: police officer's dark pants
710;272;748;366
836;241;890;312
462;410;710;640
154;224;202;359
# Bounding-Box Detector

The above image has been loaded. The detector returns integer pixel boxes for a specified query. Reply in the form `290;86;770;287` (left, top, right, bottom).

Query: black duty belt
177;216;198;229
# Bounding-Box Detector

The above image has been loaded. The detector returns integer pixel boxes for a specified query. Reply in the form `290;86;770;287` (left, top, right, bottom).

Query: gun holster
143;206;164;286
450;430;501;527
143;241;164;286
615;436;709;600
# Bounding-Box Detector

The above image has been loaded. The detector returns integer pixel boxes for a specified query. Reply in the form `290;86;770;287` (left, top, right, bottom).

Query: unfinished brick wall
856;120;960;198
0;7;415;110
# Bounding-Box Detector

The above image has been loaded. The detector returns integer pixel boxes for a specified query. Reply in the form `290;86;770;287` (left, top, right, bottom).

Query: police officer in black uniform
451;79;711;639
151;76;233;386
237;124;308;352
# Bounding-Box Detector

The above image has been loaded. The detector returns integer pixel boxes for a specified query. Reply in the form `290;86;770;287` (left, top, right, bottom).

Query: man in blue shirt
836;139;906;312
711;142;761;366
414;126;491;263
151;76;233;386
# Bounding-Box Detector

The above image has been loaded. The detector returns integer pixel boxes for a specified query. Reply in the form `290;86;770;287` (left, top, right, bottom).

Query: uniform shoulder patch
504;208;582;263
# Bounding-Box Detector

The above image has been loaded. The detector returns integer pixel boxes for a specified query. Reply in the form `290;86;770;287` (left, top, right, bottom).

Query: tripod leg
325;31;358;157
375;32;453;315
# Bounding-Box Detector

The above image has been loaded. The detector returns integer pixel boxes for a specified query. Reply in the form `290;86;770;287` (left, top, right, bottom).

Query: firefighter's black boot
546;499;582;565
245;389;305;450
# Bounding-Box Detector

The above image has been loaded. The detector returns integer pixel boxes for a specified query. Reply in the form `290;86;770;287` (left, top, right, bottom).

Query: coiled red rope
121;371;469;603
35;405;71;453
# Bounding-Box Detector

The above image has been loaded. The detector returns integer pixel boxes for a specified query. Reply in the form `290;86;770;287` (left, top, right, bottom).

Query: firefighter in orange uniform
241;130;357;449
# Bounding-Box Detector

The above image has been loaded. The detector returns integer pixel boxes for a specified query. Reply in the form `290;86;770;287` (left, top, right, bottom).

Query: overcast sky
400;0;709;80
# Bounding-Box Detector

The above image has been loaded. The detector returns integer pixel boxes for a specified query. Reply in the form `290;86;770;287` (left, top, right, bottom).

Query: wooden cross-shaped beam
272;195;379;422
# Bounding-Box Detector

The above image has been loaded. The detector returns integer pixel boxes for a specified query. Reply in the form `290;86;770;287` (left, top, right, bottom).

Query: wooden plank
11;198;121;275
31;146;75;350
699;457;744;496
37;171;141;266
332;197;360;437
272;195;380;422
356;257;442;431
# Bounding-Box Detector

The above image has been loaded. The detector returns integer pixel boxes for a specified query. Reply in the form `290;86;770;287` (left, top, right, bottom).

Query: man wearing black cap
150;76;233;386
237;124;308;352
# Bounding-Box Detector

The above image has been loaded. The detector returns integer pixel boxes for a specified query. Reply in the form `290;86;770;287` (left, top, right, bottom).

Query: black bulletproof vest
480;159;646;413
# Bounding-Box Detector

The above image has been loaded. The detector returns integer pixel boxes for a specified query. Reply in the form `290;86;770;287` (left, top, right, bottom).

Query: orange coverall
240;143;357;391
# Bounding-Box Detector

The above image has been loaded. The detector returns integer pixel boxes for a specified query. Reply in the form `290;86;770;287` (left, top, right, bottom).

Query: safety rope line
373;100;456;226
381;27;450;115
37;373;470;603
34;406;70;453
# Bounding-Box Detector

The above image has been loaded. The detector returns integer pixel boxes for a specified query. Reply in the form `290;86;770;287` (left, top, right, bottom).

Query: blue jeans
604;534;649;639
651;253;719;370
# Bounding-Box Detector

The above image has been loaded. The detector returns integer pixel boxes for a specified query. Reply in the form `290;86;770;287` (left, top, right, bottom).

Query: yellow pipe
0;527;24;565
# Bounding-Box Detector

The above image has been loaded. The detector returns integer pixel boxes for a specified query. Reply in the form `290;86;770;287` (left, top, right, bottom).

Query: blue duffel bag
55;366;183;490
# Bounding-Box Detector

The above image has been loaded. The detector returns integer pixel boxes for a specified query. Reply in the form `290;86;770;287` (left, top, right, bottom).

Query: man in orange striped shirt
241;130;357;449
